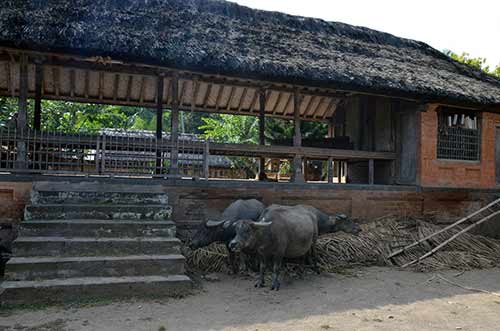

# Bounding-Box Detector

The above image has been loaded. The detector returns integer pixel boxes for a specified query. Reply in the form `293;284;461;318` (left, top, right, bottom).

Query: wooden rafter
272;91;285;115
179;79;187;106
226;86;236;111
214;85;225;111
69;69;75;98
302;95;316;117
322;98;340;120
98;71;104;100
248;89;259;113
191;79;199;111
53;67;60;96
84;70;89;98
112;73;120;101
125;75;133;102
237;87;248;112
310;96;325;118
282;93;293;116
138;76;146;104
202;83;213;110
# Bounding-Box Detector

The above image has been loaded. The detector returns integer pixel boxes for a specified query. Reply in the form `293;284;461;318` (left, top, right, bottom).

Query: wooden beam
302;95;315;117
170;75;180;175
282;93;293;116
33;63;43;130
293;91;302;147
258;89;267;180
179;79;187;106
310;96;325;118
155;74;164;174
327;157;334;184
17;55;28;168
322;98;339;120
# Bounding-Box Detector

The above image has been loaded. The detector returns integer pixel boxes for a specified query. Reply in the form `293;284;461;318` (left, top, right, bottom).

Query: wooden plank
282;93;293;116
34;63;43;130
310;96;325;118
248;89;259;113
98;71;104;100
138;76;146;104
209;142;396;160
272;91;284;115
259;89;266;146
179;79;187;106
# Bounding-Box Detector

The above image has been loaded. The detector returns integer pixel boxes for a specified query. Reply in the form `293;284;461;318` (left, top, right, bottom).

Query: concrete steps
25;204;172;221
0;275;191;306
0;181;192;306
5;255;186;281
12;236;182;257
20;220;177;238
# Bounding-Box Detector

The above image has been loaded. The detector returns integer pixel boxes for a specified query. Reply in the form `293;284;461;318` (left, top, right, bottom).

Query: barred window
437;107;480;161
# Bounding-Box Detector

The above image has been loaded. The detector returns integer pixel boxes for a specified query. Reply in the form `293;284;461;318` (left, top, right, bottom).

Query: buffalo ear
206;220;226;228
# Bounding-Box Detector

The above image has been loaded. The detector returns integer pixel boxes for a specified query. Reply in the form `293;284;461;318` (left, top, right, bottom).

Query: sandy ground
1;267;500;331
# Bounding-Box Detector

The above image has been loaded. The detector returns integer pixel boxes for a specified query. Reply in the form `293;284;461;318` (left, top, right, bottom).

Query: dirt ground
1;267;500;331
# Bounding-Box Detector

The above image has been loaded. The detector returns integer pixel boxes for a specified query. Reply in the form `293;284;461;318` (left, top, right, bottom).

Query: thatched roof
1;0;500;106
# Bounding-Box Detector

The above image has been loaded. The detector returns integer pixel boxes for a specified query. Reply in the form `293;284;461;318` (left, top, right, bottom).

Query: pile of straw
185;216;500;274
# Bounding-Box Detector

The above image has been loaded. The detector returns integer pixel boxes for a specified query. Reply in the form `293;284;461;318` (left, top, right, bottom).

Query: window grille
437;107;480;161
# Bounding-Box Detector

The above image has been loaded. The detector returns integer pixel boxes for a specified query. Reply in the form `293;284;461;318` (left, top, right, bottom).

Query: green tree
445;50;500;78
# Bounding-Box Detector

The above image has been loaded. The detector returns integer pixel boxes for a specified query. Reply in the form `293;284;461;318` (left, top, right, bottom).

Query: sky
232;0;500;69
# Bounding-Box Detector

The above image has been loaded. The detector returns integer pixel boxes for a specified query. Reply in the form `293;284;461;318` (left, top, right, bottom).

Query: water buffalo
298;205;361;235
229;205;319;290
189;199;265;273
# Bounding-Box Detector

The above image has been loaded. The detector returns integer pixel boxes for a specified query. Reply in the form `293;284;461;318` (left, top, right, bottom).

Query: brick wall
419;105;500;188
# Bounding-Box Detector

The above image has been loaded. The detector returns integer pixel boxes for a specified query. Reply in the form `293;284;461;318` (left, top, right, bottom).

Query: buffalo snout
228;239;239;252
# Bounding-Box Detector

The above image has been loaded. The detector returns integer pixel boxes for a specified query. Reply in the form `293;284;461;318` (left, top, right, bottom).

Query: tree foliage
445;50;500;78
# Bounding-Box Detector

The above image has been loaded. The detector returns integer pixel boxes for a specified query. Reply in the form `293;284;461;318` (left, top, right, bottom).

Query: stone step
13;237;182;257
20;220;176;238
25;204;172;221
0;275;192;306
5;255;185;281
32;190;168;205
32;181;166;194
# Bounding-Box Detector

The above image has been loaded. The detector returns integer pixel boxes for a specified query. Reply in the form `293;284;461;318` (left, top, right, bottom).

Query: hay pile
184;217;500;274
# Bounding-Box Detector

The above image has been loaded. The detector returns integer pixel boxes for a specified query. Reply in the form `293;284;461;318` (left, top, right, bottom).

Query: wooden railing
0;128;396;184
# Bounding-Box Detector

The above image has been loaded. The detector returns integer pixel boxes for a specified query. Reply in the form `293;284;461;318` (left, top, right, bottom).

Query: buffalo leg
226;244;239;274
255;257;266;288
271;257;282;291
308;246;320;274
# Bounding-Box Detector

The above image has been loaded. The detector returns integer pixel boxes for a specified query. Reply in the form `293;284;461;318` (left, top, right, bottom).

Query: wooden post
258;89;266;180
155;74;164;175
368;159;375;185
327;157;334;184
203;140;210;180
292;91;304;183
33;63;43;131
16;55;28;169
170;75;179;176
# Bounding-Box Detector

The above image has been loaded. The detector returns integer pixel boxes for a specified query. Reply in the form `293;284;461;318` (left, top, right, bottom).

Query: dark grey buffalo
229;205;320;290
189;199;265;273
298;205;361;236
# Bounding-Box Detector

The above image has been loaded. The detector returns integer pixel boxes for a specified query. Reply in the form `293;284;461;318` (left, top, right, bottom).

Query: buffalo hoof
255;280;265;288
